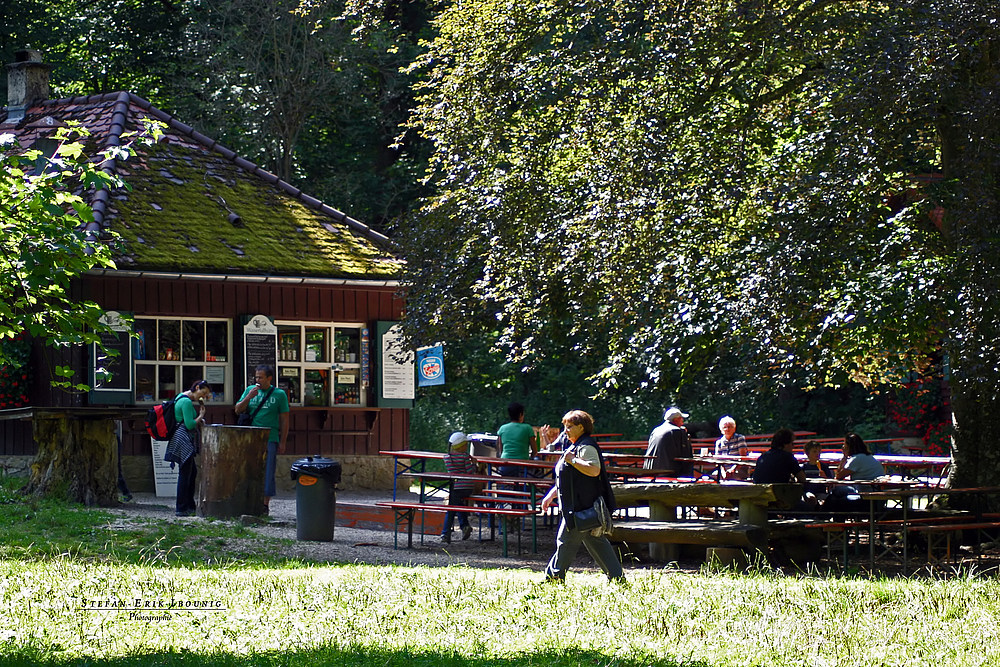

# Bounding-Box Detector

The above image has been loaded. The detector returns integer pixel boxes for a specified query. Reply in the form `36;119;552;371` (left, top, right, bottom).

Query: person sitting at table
645;407;693;476
752;428;807;484
540;409;624;582
836;432;885;481
441;431;478;543
497;402;538;478
824;433;885;511
715;415;749;480
801;440;833;507
539;424;570;451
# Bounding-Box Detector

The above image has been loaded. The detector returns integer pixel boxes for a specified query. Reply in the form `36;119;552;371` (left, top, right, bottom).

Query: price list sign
242;315;277;390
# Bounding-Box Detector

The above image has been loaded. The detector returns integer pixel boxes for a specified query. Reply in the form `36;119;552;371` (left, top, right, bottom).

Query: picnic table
611;481;803;561
858;484;1000;572
684;452;951;486
380;449;554;499
379;449;557;556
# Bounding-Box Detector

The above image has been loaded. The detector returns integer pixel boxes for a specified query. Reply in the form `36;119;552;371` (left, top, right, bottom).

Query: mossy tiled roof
2;92;400;280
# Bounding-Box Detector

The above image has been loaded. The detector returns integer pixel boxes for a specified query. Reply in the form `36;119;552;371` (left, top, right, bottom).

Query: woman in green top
165;380;212;516
497;402;537;478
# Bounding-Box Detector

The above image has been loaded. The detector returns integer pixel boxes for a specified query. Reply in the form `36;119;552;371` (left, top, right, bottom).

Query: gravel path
103;491;588;573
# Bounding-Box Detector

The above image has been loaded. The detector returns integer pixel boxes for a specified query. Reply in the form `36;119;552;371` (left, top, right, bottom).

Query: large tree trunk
23;415;118;506
939;32;1000;502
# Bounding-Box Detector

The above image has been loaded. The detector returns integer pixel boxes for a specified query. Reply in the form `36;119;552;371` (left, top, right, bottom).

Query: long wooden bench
375;501;538;557
610;520;766;549
907;520;1000;566
804;512;988;569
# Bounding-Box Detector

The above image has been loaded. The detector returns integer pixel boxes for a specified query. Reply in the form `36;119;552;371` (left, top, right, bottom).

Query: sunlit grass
2;476;1000;665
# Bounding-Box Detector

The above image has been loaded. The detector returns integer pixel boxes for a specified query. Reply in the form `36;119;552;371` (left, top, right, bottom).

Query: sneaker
440;534;451;544
461;525;472;541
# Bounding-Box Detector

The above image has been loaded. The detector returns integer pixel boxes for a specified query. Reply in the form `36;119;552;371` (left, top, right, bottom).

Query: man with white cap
441;431;478;543
644;407;693;476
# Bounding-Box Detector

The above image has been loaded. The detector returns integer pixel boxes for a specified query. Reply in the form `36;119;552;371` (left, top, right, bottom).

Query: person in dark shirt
752;428;807;484
644;407;693;477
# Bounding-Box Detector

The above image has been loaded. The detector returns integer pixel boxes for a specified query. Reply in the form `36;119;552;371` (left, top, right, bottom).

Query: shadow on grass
0;646;709;667
0;481;312;570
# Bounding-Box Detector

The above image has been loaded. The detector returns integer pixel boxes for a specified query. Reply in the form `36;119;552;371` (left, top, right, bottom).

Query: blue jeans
442;488;473;536
265;441;278;497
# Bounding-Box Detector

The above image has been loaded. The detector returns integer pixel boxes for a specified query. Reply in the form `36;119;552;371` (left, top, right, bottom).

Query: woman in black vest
540;410;624;582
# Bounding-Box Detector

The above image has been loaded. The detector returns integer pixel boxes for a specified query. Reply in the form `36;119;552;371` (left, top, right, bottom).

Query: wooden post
648;499;679;561
738;499;768;527
197;425;269;518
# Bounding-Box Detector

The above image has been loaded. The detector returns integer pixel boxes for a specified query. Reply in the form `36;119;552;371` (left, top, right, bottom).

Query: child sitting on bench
441;431;478;543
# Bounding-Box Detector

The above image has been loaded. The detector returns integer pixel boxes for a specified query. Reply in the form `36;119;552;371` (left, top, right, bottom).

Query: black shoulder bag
237;386;274;426
566;445;614;535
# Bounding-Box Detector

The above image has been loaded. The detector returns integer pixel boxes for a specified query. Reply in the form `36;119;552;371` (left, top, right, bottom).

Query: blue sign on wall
417;344;445;387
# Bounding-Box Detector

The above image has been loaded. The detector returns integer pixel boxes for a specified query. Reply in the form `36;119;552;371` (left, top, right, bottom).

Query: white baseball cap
448;431;468;446
664;407;689;422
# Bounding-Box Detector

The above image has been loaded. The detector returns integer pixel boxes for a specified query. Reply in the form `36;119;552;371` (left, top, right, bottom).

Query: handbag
571;495;614;535
566;446;615;536
237;387;273;426
571;504;603;532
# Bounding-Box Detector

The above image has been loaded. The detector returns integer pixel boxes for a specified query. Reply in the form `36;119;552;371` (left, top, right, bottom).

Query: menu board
242;315;277;390
380;322;415;401
92;310;132;392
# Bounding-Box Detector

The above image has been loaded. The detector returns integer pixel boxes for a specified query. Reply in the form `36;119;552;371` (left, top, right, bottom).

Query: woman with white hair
715;415;749;479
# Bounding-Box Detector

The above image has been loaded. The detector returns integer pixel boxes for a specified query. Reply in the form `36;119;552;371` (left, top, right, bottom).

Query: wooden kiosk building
1;50;412;492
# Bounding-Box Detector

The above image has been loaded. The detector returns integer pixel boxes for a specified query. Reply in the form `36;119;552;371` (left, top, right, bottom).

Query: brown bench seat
375;500;538;556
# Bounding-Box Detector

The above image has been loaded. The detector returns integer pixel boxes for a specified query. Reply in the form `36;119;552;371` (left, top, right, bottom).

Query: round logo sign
420;355;443;380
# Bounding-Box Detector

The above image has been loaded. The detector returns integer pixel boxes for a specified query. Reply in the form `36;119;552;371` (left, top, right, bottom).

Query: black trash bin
290;456;341;541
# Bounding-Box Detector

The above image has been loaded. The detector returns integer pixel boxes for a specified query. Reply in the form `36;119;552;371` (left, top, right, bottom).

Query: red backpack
144;395;188;440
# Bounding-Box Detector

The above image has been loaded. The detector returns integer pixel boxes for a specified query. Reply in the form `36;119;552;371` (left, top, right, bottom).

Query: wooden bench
375;501;538;557
804;512;986;569
907;520;1000;566
610;520;766;549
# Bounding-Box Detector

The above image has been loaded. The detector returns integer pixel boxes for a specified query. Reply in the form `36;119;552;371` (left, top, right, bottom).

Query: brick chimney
5;48;51;123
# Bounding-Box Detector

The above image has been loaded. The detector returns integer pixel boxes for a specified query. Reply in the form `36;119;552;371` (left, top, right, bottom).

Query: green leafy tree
2;123;159;504
399;0;998;486
0;123;159;388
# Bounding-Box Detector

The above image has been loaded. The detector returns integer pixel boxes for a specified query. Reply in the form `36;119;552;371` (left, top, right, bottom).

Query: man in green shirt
235;365;290;514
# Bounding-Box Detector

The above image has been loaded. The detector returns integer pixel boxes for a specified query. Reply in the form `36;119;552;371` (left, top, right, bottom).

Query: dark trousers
442;488;473;535
176;458;198;513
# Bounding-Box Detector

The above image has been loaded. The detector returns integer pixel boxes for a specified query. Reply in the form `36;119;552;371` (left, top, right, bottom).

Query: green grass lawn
2;477;999;666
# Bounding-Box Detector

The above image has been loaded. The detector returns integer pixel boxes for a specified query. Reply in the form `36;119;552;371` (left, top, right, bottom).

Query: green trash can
290;456;341;541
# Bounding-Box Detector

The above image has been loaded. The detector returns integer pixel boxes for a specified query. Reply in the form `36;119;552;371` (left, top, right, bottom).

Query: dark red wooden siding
1;274;410;457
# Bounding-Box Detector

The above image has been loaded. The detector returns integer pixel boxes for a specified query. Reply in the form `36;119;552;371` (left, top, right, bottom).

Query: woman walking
540;409;623;582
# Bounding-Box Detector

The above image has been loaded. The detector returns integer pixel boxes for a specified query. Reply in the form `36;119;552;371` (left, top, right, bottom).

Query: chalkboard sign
92;311;133;396
242;315;277;391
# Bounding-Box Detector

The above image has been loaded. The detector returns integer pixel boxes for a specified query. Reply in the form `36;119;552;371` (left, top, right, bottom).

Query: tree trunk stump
25;415;117;506
197;425;269;518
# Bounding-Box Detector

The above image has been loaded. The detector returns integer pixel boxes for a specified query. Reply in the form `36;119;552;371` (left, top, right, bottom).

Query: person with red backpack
164;380;212;516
